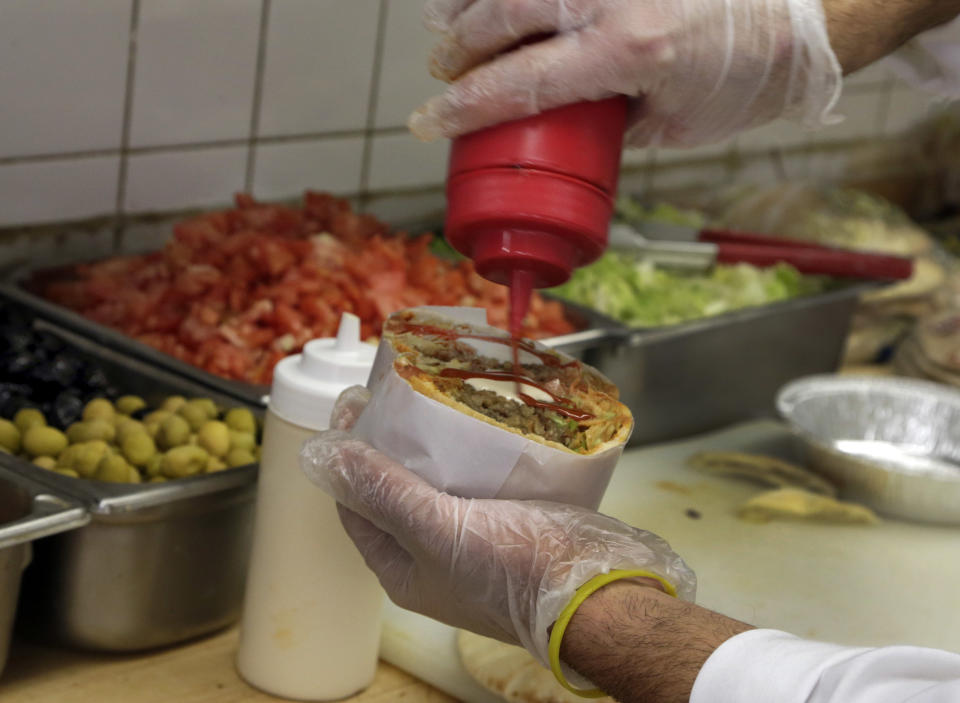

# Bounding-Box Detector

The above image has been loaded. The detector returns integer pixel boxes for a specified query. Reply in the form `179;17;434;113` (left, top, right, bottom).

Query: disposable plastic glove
410;0;842;147
301;386;696;667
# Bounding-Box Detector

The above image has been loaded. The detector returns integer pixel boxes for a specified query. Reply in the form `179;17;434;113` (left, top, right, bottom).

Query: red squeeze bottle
444;97;629;337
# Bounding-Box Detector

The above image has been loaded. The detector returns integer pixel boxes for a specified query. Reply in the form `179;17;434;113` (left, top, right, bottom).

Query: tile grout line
113;0;142;252
0;127;414;167
244;0;272;193
357;0;391;212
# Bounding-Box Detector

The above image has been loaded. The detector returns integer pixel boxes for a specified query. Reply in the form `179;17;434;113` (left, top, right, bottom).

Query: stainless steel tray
564;284;870;444
2;264;867;446
0;459;88;678
0;320;259;651
0;268;626;407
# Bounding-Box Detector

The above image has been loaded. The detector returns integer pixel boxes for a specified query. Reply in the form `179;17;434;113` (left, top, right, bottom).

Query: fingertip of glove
407;103;447;142
298;429;354;491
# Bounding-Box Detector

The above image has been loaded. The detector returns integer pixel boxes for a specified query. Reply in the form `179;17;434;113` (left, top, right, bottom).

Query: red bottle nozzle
444;97;629;290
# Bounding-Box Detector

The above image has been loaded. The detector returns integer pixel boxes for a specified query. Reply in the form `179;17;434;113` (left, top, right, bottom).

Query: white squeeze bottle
236;313;382;700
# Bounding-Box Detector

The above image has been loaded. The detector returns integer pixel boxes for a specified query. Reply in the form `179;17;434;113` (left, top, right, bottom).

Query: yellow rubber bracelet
547;569;679;698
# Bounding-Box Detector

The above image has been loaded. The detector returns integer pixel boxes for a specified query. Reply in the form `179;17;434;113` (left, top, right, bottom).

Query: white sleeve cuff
689;629;868;703
690;629;960;703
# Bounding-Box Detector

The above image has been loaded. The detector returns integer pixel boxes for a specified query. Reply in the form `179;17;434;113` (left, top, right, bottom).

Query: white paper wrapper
351;307;632;509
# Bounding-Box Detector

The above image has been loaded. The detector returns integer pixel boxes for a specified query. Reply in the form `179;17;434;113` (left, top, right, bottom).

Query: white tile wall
0;0;131;158
0;0;949;240
884;86;938;135
129;0;261;147
815;91;886;142
0;155;120;227
252;136;365;200
374;0;446;129
258;0;380;137
738;119;812;152
124;146;248;214
367;132;449;191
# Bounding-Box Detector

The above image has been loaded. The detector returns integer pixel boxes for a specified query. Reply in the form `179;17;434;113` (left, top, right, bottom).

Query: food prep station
0;191;958;703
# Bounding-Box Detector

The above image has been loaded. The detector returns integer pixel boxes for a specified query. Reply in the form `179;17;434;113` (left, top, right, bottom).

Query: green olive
193;398;219;419
54;468;80;479
82;398;116;423
224;408;257;435
228;430;257;452
73;441;111;478
205;455;227;473
56;444;80;469
198;421;230;458
127;466;143;484
144;409;172;427
225;448;256;468
121;433;157;467
0;445;9;455
14;408;46;433
23;426;68;458
95;454;131;483
115;395;147;416
161;396;187;413
66;420;116;444
144;454;163;478
32;456;57;470
187;433;199;446
178;402;209;431
148;476;167;483
116;419;148;445
161;446;209;479
158;414;191;450
0;419;20;454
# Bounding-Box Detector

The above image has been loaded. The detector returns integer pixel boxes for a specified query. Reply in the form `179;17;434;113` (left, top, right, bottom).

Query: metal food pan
0;458;88;678
0;267;626;407
551;284;870;445
3;263;865;447
0;321;259;652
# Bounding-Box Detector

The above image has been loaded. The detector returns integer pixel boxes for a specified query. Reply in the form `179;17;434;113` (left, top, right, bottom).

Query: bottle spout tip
335;312;362;351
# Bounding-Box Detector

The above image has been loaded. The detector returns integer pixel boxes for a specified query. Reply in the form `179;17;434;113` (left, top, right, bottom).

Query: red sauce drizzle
395;323;576;369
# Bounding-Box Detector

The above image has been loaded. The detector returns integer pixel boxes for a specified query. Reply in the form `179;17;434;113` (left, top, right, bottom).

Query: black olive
80;366;111;393
49;354;81;386
50;391;84;428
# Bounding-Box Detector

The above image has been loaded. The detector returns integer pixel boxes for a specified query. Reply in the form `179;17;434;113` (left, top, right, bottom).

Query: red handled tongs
608;223;914;280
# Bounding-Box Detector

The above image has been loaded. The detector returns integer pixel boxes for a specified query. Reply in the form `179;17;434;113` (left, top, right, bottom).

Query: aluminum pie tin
777;374;960;525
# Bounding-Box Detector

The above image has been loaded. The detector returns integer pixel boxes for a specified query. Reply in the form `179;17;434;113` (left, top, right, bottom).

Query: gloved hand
301;386;696;667
410;0;842;147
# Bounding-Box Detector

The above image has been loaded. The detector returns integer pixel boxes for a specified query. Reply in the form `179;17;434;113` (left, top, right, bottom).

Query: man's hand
410;0;843;147
300;387;696;668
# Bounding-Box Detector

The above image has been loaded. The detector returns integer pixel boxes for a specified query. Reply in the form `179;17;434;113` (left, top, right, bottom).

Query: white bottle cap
268;313;377;431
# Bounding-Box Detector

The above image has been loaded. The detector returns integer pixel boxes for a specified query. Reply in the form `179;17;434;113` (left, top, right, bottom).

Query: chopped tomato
35;192;577;384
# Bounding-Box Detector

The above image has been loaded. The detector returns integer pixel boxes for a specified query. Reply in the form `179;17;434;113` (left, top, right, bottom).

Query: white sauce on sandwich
465;377;552;403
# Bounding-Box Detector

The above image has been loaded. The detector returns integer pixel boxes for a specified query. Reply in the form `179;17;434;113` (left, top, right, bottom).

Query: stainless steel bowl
0;458;87;678
2;322;259;652
777;375;960;524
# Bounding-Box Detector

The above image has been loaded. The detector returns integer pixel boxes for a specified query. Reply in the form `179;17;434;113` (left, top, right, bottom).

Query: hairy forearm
824;0;960;74
560;580;753;703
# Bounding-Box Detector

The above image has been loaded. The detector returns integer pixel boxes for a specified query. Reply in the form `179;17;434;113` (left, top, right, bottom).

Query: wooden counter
0;628;456;703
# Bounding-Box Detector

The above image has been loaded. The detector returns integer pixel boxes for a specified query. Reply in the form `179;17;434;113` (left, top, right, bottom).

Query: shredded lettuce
614;196;707;229
550;254;829;328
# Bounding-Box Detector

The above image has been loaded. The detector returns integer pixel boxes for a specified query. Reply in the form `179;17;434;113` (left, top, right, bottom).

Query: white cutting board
380;421;960;702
